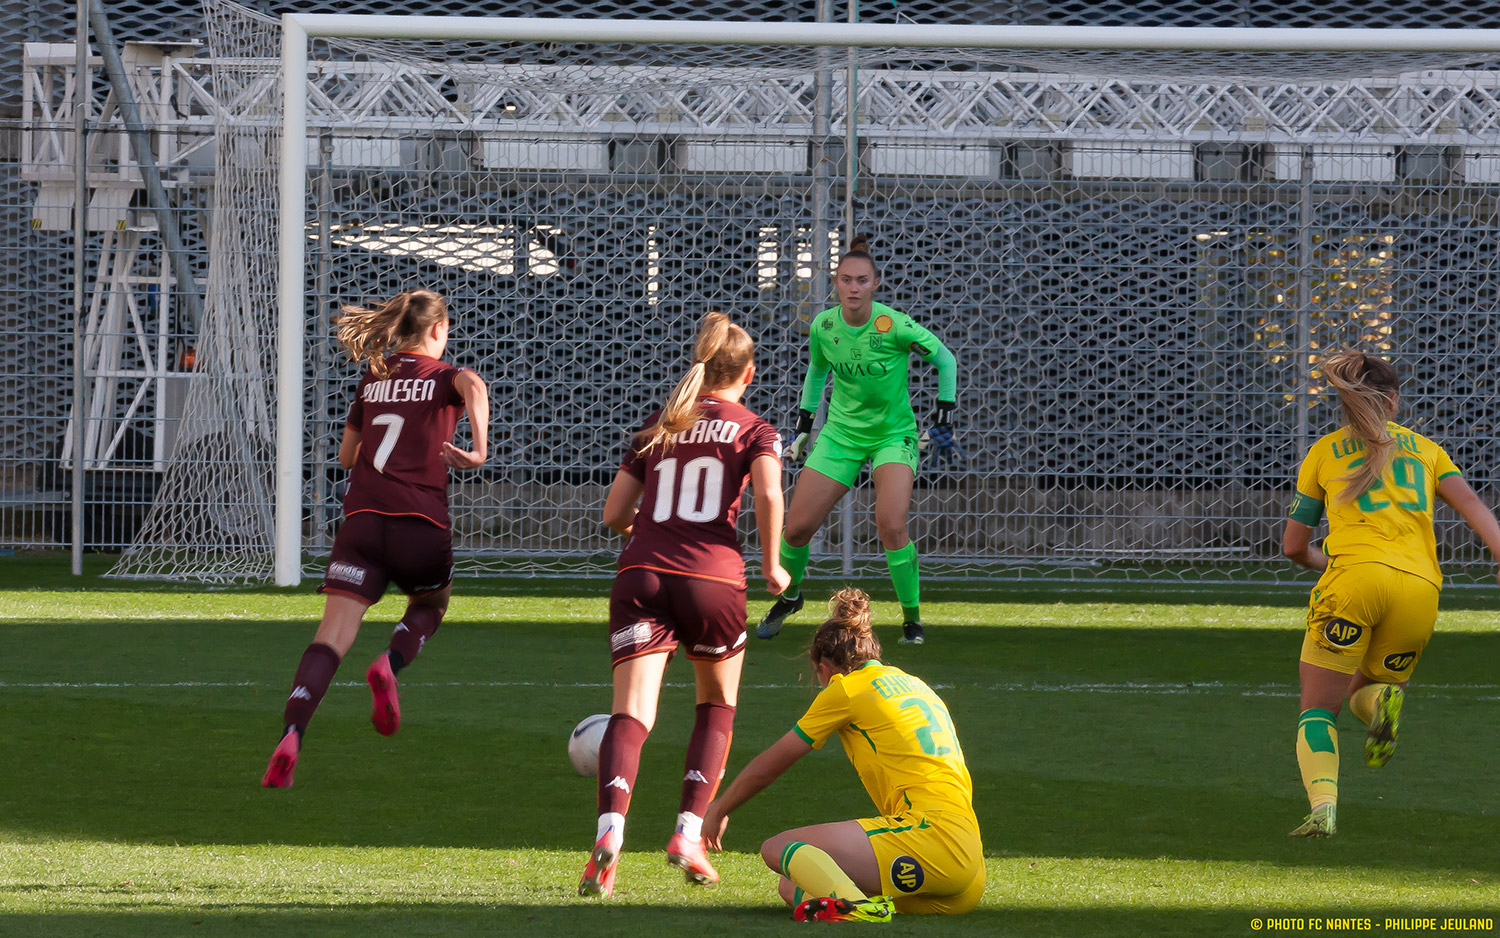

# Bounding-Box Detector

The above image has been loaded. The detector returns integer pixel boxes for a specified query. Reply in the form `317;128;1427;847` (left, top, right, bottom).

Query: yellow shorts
856;810;985;915
1301;561;1437;683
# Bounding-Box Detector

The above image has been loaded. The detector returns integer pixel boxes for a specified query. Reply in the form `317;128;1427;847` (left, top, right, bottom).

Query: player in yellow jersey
703;588;983;921
1281;350;1500;838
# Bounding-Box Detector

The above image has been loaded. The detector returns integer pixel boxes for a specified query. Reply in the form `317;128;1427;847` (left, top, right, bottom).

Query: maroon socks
282;642;342;735
386;605;443;674
596;714;650;817
680;702;735;818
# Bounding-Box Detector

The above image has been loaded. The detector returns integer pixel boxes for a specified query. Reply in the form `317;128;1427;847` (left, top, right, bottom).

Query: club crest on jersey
1384;651;1416;671
821;317;835;330
874;314;893;333
1323;618;1363;647
889;855;924;892
869;333;885;350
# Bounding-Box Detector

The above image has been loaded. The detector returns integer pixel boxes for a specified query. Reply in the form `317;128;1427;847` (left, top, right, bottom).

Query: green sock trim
792;887;806;905
884;541;920;609
779;841;807;877
781;536;810;592
1299;708;1338;753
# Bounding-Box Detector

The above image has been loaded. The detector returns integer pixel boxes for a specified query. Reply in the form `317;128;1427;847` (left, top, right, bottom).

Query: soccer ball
568;713;611;777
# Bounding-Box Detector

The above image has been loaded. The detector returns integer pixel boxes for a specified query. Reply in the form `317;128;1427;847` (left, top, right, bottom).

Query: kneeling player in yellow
1281;350;1500;838
702;588;983;921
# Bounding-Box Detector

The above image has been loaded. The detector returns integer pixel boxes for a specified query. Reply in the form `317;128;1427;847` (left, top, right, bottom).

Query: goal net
110;4;1500;585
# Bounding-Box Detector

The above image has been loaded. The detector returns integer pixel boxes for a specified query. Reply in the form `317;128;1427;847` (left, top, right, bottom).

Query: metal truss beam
26;49;1500;157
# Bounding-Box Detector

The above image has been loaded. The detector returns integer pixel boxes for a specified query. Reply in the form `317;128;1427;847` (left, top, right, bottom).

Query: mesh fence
6;2;1500;582
1;46;210;558
99;3;1500;584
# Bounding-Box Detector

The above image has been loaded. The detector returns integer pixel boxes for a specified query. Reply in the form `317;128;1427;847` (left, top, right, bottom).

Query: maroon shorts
317;512;454;606
608;567;748;666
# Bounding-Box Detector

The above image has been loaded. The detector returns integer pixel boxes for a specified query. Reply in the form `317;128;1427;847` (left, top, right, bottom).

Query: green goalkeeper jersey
800;302;958;446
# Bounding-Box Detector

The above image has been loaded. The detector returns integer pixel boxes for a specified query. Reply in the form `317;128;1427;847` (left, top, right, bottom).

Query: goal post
111;6;1500;585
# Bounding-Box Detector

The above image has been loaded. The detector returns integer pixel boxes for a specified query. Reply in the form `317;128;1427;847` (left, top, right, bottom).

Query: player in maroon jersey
261;288;489;788
578;311;790;898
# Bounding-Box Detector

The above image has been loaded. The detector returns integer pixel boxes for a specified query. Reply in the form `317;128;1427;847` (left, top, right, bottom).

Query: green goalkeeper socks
885;542;920;619
781;535;809;599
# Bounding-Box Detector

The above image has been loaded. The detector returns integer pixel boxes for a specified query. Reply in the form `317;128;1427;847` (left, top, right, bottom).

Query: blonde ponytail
809;587;882;672
335;289;447;379
1321;349;1401;504
640;311;754;452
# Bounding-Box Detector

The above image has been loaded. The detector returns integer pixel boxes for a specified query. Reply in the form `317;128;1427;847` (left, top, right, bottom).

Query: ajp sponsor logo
1323;618;1363;647
889;855;924;893
1383;651;1416;672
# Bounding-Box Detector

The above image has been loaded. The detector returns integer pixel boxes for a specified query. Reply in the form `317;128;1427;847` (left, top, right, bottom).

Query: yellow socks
1296;708;1340;809
779;841;867;901
1348;683;1384;725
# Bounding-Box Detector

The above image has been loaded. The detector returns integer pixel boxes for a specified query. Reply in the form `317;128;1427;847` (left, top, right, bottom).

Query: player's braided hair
809;587;882;673
1322;349;1401;504
335;289;447;380
836;233;879;280
641;311;754;452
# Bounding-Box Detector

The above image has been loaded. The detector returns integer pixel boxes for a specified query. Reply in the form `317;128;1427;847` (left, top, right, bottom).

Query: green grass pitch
0;554;1496;936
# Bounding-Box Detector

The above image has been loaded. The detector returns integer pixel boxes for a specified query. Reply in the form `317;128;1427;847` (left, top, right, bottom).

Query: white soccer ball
568;713;612;777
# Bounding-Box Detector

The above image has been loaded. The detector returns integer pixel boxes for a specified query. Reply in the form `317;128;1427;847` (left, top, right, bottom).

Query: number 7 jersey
618;395;782;587
1288;421;1463;588
342;352;468;528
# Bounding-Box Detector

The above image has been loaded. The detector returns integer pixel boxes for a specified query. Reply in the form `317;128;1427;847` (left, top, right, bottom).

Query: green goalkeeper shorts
803;426;920;487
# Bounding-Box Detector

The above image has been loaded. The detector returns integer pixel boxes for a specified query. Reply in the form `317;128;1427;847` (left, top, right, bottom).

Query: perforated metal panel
8;3;1500;581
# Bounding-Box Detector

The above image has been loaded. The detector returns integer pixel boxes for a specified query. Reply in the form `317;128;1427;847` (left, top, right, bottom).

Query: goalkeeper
757;235;957;646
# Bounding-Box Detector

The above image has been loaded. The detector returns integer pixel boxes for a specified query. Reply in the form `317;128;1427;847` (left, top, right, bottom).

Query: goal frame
274;16;1500;585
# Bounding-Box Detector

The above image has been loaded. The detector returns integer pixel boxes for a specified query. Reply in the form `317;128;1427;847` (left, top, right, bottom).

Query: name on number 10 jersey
617;396;782;587
342;352;468;528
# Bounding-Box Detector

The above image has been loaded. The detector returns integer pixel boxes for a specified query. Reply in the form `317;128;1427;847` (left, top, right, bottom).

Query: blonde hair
639;311;754;452
1322;349;1401;504
837;233;879;280
335;289;448;380
809;587;882;673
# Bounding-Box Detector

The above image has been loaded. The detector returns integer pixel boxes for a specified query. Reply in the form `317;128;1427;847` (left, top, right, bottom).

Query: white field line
0;679;1496;700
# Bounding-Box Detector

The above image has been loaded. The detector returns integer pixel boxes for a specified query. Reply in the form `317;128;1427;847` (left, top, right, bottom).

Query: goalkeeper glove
925;401;959;464
787;409;815;462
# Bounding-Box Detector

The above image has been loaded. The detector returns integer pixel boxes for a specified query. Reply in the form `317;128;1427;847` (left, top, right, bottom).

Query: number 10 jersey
617;395;782;587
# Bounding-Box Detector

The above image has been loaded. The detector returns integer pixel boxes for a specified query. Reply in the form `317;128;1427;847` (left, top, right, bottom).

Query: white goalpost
110;7;1500;585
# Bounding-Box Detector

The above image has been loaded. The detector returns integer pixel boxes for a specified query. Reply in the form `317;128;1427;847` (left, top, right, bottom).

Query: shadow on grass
0;622;1496;877
12;549;1500;610
2;905;1496;938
